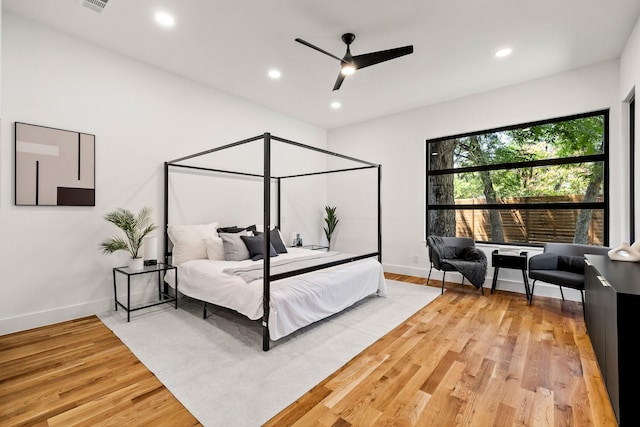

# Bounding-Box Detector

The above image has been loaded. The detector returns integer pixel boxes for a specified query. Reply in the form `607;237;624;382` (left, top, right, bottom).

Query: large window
426;110;609;246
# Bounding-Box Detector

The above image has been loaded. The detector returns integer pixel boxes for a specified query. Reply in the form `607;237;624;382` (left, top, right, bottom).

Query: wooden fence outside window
455;195;604;245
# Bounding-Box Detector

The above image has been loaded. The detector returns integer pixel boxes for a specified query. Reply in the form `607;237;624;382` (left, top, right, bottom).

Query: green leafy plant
99;207;156;259
324;205;339;247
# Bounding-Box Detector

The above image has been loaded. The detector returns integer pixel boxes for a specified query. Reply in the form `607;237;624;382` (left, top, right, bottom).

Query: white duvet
164;247;387;340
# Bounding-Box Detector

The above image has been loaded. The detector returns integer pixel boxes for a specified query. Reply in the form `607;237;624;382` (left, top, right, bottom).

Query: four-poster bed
163;133;383;351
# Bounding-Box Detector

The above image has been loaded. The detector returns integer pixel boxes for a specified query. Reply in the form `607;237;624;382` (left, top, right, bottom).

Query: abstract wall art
15;122;95;206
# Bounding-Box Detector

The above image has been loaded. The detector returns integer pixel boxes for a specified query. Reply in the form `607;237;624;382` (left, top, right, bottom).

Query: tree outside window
426;110;608;246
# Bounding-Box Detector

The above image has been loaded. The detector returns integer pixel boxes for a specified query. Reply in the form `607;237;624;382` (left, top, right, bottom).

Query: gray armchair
427;236;487;295
528;242;610;316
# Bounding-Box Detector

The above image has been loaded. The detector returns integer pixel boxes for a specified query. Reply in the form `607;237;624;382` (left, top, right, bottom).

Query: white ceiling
4;0;640;130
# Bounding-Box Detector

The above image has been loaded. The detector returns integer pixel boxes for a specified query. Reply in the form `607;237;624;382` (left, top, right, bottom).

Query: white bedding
164;247;386;340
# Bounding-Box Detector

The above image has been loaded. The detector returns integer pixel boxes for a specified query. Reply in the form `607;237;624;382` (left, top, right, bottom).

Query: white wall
0;13;328;334
2;12;638;334
328;59;625;300
620;14;640;241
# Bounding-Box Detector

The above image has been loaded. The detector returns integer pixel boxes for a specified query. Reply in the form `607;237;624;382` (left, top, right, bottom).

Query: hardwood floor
0;316;201;426
0;275;617;426
265;274;618;426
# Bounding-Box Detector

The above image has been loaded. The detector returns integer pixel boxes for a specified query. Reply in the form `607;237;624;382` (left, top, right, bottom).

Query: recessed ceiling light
331;101;341;109
494;47;512;58
155;11;175;28
268;69;281;79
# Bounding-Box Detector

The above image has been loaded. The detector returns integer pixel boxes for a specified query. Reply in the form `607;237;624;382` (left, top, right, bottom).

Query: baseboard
382;263;428;278
0;299;111;336
527;281;581;301
0;288;159;336
382;263;575;301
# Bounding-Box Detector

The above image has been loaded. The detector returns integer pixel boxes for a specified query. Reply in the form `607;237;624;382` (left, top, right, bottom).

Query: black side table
491;250;530;301
112;263;178;322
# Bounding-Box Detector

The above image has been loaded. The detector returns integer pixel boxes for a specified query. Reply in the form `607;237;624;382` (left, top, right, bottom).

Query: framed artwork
15;122;95;206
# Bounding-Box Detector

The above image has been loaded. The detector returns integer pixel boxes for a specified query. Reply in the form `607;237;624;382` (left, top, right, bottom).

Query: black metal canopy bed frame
163;133;382;351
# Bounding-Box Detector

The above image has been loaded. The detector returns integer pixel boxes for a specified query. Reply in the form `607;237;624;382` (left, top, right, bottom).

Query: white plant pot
128;257;144;271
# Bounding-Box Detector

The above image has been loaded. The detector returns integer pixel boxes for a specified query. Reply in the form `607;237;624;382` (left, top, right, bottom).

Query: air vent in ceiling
82;0;109;13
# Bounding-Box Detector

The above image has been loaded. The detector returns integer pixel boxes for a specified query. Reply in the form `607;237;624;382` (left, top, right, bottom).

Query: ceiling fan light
495;47;512;58
341;64;356;75
268;69;281;79
154;11;175;28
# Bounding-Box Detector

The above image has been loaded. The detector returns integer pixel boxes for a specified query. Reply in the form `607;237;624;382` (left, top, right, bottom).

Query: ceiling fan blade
332;72;346;91
295;38;348;64
352;45;414;70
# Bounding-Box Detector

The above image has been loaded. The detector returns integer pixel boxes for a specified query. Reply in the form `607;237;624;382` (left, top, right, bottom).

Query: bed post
262;132;272;351
276;177;281;230
164;161;170;266
378;164;382;262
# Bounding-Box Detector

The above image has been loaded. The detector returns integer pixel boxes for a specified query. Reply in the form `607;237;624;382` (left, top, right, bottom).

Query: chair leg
580;290;586;323
441;272;446;295
529;280;536;305
427;265;433;286
559;286;565;301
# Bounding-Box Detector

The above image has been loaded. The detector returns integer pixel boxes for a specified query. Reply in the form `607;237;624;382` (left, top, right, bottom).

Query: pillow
203;236;225;261
217;225;244;233
240;234;278;261
462;247;486;262
557;255;585;274
253;228;288;254
217;225;257;234
442;246;459;259
219;232;251;261
167;222;219;266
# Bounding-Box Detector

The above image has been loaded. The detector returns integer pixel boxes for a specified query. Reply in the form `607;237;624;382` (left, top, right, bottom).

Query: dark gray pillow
219;232;251;261
441;246;459;259
240;235;278;261
217;225;243;233
253;228;288;254
462;247;486;262
558;255;585;274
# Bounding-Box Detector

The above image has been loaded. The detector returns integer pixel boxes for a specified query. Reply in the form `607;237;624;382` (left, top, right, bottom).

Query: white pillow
167;222;219;266
203;236;225;261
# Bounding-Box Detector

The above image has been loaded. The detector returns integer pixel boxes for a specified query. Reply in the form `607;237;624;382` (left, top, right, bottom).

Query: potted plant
99;207;156;270
324;205;339;249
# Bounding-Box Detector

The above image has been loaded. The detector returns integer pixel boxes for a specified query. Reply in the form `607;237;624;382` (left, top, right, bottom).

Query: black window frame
630;96;635;243
425;109;610;247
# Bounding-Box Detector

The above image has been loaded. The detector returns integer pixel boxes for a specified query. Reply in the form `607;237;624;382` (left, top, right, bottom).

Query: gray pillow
219;232;251;261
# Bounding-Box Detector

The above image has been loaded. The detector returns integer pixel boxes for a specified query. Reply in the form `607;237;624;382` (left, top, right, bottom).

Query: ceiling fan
295;33;414;91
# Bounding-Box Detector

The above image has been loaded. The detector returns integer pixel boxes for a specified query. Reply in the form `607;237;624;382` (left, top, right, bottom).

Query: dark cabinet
584;255;640;426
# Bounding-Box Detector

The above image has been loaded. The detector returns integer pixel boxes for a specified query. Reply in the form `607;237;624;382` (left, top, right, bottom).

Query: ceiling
3;0;640;130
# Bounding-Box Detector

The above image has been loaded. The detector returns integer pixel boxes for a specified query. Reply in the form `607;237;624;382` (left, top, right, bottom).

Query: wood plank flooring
265;274;618;426
0;316;201;427
0;274;617;426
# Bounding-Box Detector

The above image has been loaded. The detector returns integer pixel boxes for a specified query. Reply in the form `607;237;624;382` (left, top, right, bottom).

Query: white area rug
98;280;440;426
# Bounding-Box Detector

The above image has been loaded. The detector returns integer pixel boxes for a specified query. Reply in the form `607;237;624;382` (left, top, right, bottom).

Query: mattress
164;247;386;340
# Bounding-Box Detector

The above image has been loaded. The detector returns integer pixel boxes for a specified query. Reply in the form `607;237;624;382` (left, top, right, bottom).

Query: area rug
98;280;440;426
